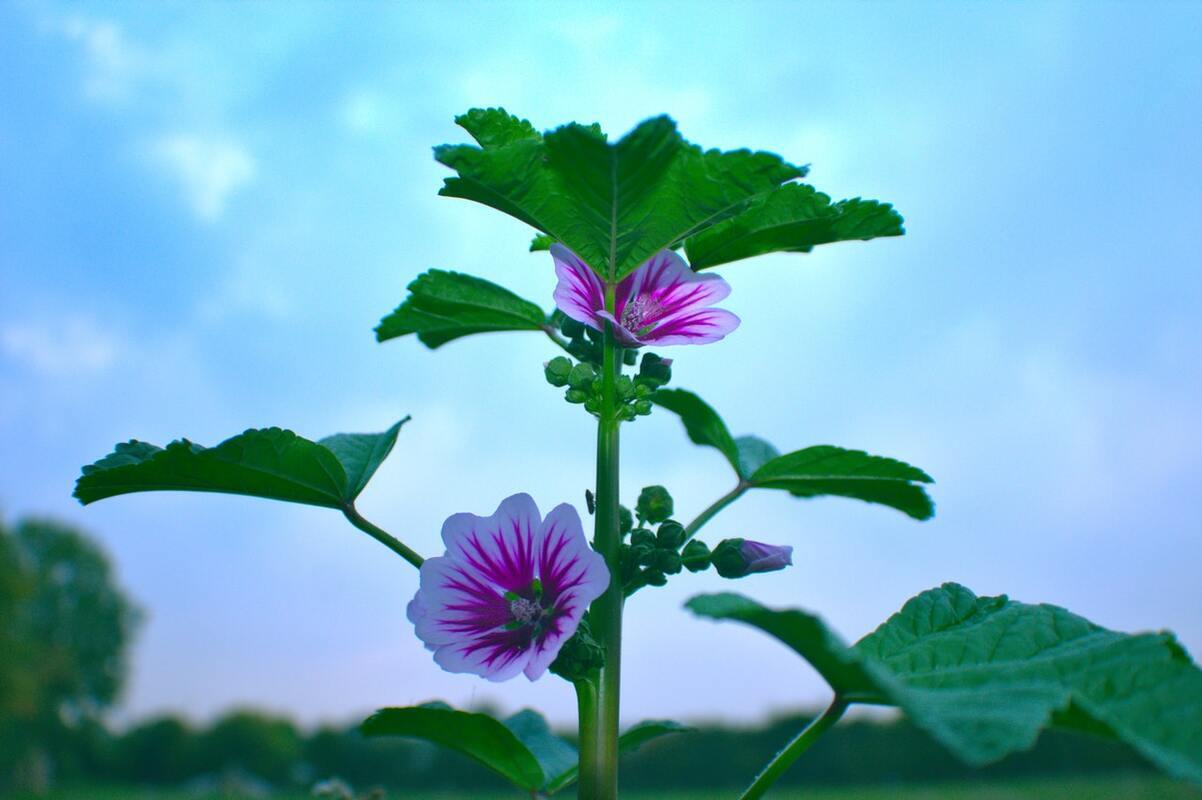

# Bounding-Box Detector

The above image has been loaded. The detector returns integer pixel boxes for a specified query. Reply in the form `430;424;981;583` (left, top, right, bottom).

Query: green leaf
649;388;742;476
688;586;1202;785
687;593;886;699
685;183;905;270
530;234;555;252
545;719;693;794
455;107;541;149
652;389;934;519
502;709;578;791
317;418;408;499
375;270;547;348
74;421;408;508
734;435;780;478
362;705;546;791
749;446;935;520
437;109;803;280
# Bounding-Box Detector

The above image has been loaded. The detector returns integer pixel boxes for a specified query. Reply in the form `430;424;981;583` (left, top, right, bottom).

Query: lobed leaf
749;446;935;521
74;421;407;508
685;183;905;270
362;705;547;791
503;709;578;791
652;388;934;518
688;585;1202;784
437;109;803;280
375;270;547;349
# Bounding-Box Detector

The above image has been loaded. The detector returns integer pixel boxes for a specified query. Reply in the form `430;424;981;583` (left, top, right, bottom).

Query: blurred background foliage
0;515;1195;797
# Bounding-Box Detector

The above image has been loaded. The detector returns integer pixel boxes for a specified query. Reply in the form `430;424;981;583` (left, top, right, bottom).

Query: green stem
683;484;748;543
341;505;424;569
737;697;849;800
542;325;574;354
578;289;623;800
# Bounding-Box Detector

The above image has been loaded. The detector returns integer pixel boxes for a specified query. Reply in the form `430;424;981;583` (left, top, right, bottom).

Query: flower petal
641;308;741;346
615;249;731;328
440;493;540;594
523;503;610;680
432;629;532;682
412;556;511;648
551;244;606;327
593;311;644;347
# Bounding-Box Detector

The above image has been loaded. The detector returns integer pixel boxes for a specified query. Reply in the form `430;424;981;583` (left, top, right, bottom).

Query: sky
1;0;1200;730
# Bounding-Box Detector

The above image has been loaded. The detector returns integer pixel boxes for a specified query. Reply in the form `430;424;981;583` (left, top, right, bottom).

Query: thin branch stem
737;697;849;800
683;484;748;543
341;505;424;569
542;325;574;354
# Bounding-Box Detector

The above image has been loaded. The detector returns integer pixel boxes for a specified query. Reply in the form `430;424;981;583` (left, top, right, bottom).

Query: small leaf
362;705;546;791
317;418;408;499
652;389;935;520
502;709;578;791
649;388;742;476
530;234;555;251
687;586;1202;785
74;422;408;508
545;719;692;793
375;270;547;348
734;435;780;478
749;446;935;520
685;183;905;270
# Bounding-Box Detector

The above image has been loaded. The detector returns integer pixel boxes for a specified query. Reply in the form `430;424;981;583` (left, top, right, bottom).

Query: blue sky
2;1;1200;729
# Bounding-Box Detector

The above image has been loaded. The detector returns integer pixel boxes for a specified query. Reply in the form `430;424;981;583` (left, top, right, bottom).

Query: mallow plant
75;109;1202;799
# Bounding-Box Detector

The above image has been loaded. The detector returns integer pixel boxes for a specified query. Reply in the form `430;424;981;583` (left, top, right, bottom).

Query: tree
0;517;141;793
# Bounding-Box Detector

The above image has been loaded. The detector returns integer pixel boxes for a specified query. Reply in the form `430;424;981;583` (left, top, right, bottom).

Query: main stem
578;290;623;800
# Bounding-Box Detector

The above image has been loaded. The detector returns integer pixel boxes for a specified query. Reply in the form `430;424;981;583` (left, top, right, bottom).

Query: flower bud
567;362;597;390
622;348;639;366
630;528;656;549
637;352;673;389
616;375;635;402
544;356;573;387
652;549;682;575
641;568;668;587
711;538;793;579
560;316;587;339
633;399;652;416
656;520;685;550
681;540;711;572
564;388;588;404
619;506;634;534
636;485;674;524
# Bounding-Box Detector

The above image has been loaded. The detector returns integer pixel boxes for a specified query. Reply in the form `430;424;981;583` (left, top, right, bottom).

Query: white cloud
150;134;257;222
53;13;141;104
1;318;120;376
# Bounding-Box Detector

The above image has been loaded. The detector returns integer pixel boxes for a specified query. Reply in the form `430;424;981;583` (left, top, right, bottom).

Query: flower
551;244;740;346
408;493;610;682
711;538;793;578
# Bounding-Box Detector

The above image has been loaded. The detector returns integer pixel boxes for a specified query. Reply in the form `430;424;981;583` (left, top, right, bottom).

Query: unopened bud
637;352;673;389
681;540;711;572
630;528;656;549
711;539;794;579
544;356;573;387
636;485;674;524
619;506;634;534
656;520;685;550
565;388;588;404
567;362;597;390
653;549;682;575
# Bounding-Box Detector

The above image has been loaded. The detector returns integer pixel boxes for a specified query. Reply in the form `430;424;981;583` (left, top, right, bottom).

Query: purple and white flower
408;493;609;682
551;244;740;346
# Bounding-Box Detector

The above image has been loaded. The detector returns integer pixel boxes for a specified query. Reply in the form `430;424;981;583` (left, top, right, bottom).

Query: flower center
620;295;662;334
508;596;542;625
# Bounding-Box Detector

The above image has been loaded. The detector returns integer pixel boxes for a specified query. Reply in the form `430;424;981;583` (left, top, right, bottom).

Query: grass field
20;775;1202;800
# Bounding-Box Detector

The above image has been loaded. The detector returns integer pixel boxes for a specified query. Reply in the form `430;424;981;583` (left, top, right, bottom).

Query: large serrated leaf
687;585;1202;785
437;109;803;280
375;270;547;348
74;421;407;508
362;705;547;791
685;183;905;270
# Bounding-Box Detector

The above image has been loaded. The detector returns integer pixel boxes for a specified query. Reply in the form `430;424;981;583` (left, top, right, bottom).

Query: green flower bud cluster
543;351;671;421
549;614;605;681
620;486;695;595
